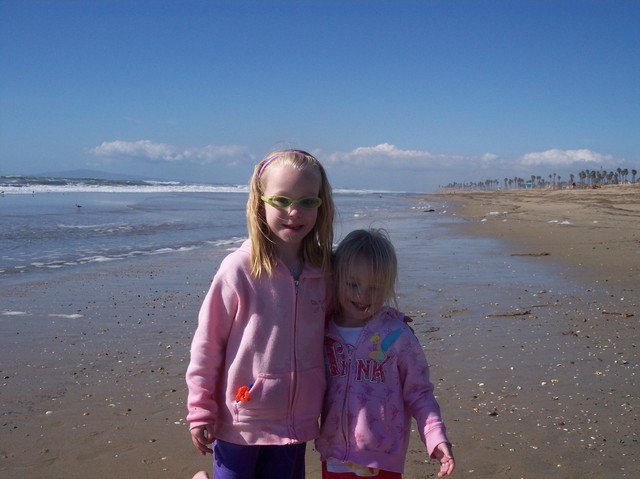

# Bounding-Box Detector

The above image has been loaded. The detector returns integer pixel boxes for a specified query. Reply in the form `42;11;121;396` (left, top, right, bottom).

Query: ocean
0;176;447;283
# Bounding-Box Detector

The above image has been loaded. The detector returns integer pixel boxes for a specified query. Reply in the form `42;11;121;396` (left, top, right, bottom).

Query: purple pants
212;439;306;479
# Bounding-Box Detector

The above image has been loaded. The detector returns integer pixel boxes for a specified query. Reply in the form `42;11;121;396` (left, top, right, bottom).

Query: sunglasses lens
262;196;322;209
270;196;294;208
299;197;322;208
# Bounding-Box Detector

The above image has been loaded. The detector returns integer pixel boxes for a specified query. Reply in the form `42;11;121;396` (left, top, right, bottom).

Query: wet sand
1;186;638;478
412;185;639;478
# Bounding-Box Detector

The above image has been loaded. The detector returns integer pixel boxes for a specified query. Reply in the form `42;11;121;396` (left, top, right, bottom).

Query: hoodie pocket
232;373;288;423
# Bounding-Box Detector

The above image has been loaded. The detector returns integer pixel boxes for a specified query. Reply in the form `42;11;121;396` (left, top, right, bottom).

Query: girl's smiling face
261;164;321;260
337;255;385;327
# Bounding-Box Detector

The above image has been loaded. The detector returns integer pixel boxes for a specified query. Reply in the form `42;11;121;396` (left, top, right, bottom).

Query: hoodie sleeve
185;260;239;429
397;326;450;457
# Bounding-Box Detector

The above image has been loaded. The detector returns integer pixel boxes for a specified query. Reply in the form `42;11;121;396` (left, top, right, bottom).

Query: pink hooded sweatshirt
186;240;329;445
315;307;450;473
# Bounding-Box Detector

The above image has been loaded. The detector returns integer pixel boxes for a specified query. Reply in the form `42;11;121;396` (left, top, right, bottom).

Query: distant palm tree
442;164;637;191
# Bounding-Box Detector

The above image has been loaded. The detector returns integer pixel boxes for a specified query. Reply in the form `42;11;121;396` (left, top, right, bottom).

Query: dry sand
1;185;638;478
436;184;640;286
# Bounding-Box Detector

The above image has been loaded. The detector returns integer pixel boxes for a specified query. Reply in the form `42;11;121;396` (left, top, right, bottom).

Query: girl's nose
286;204;302;215
355;289;368;300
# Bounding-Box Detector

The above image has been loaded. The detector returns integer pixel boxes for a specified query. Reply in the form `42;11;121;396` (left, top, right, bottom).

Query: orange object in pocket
235;385;251;402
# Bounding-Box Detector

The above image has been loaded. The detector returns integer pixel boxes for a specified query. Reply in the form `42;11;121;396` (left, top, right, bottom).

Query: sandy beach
413;185;639;478
1;186;638;478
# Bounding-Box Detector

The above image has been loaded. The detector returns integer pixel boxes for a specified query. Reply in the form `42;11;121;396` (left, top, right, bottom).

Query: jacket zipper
289;274;300;440
340;341;355;460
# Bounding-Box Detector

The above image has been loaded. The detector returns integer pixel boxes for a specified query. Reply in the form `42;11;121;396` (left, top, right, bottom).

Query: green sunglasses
260;195;322;209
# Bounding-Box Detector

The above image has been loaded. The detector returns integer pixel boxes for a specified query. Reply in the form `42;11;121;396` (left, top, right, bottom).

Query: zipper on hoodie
289;273;300;439
340;341;355;460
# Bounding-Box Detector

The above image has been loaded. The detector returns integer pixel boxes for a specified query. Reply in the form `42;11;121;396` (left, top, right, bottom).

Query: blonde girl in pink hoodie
316;229;455;478
186;149;334;479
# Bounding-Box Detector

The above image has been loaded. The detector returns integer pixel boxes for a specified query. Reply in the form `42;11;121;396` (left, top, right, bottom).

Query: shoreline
429;184;640;286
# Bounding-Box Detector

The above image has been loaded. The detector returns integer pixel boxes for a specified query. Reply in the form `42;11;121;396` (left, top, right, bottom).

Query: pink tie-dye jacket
315;307;450;473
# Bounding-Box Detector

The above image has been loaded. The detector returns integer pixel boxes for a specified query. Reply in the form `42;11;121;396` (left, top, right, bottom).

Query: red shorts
322;461;402;479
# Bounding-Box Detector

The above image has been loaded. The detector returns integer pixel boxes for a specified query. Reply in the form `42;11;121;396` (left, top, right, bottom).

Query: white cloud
89;140;175;160
89;140;246;164
350;143;426;158
326;143;448;168
520;149;614;167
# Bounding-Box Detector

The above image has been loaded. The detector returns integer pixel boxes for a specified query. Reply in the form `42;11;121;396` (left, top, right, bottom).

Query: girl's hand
190;424;214;455
432;442;455;477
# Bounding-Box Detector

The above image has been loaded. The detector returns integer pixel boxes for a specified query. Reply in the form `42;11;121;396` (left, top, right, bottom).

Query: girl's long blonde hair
247;149;334;277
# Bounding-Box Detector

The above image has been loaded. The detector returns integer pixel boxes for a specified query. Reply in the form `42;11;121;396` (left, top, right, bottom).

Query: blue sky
1;0;638;193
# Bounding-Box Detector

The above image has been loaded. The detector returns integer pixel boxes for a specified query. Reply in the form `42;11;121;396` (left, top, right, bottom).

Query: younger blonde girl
316;229;455;478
